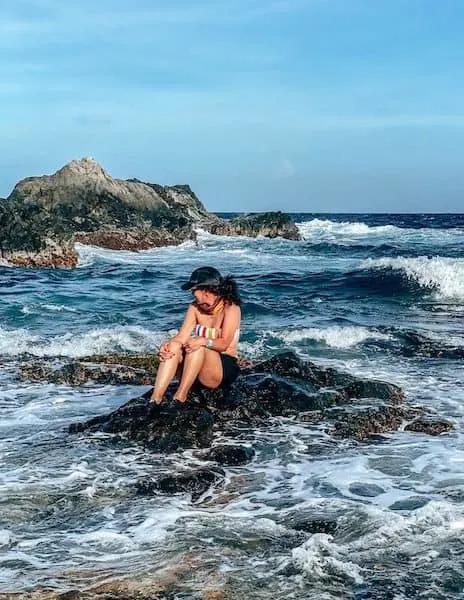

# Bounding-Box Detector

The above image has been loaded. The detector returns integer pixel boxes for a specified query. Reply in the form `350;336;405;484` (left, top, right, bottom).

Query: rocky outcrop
0;158;301;268
19;353;257;386
209;211;300;240
20;354;158;386
63;352;450;460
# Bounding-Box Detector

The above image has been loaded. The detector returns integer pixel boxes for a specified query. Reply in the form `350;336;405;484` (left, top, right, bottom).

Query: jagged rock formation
209;211;300;240
0;158;301;268
59;352;452;456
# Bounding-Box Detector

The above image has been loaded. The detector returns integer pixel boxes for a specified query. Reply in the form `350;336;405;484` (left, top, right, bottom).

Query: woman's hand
183;336;207;354
158;340;177;361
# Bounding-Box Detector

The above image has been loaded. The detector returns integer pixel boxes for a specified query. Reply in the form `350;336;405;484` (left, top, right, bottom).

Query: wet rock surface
208;211;301;241
404;415;454;436
201;444;255;466
60;351;451;458
137;467;226;501
20;353;159;386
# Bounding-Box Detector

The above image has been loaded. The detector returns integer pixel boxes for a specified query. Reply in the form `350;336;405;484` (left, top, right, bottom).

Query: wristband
206;339;214;349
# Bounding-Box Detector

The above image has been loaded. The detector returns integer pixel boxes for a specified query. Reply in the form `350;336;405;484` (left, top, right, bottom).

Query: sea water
0;213;464;598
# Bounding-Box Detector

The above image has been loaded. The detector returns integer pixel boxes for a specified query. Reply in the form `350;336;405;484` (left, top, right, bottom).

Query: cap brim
181;282;194;290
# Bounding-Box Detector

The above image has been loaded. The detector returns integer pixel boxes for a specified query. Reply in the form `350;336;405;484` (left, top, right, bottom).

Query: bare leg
175;348;223;402
151;342;183;404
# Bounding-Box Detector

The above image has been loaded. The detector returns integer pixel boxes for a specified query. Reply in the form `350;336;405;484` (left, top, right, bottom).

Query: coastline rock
69;392;214;452
20;353;159;386
404;415;454;436
201;445;255;466
137;467;225;501
74;226;196;251
0;158;301;268
209;211;301;240
66;352;446;452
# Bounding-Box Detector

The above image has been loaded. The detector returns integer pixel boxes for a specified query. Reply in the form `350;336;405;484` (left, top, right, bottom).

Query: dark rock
343;379;404;404
279;507;340;536
20;353;158;385
289;517;338;536
69;393;214;452
327;402;422;440
137;467;225;501
202;445;255;466
64;351;449;452
242;352;404;403
208;211;301;241
349;482;385;497
73;226;195;251
389;496;429;511
404;416;454;436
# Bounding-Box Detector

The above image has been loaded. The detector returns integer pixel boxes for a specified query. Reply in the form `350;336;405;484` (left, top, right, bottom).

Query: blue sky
1;0;464;212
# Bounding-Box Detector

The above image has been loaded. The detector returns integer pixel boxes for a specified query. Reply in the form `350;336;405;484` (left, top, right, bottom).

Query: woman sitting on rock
151;266;242;404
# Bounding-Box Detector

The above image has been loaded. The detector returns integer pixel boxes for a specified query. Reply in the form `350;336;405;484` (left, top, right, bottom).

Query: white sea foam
75;241;197;267
21;303;77;315
352;500;463;557
298;218;464;247
298;218;400;242
239;327;389;360
0;325;166;358
0;530;12;548
274;326;390;349
361;256;464;300
73;530;137;551
291;534;364;584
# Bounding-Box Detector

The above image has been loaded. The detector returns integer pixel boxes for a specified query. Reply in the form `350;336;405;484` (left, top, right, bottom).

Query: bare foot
173;396;187;403
150;396;163;405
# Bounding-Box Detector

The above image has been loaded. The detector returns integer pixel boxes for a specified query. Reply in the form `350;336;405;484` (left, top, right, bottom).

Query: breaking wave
0;325;166;358
361;256;464;301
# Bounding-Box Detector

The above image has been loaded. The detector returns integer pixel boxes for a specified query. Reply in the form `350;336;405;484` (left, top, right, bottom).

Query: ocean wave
386;328;464;359
75;241;197;268
361;256;464;301
272;326;390;349
299;218;398;241
238;327;389;361
0;325;166;358
298;218;464;250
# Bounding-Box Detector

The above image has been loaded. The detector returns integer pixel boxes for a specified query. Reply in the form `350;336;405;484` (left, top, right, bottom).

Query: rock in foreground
65;352;449;454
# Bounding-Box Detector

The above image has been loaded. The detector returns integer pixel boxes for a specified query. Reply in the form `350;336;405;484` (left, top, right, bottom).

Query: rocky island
0;157;300;268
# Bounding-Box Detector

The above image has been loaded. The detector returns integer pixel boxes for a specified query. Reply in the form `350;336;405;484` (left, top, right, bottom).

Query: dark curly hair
196;275;241;306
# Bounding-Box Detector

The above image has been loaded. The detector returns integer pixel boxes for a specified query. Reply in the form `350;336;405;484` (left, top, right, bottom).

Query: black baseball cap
181;266;222;290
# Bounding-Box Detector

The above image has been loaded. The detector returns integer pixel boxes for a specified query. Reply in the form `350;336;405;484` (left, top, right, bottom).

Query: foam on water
239;326;389;359
0;325;165;358
298;218;464;248
75;240;198;267
21;303;78;315
291;534;364;584
299;218;398;241
75;237;320;274
275;326;390;349
361;256;464;300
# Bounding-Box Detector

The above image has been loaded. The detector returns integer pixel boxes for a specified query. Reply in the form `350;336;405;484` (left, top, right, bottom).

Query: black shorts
220;354;240;388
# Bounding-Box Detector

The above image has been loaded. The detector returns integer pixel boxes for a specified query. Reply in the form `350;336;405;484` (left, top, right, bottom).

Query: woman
151;266;241;404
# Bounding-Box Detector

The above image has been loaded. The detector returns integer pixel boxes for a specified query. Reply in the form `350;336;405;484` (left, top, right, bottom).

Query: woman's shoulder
225;302;241;316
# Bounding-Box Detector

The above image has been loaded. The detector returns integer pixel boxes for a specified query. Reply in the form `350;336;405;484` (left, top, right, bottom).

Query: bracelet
206;339;214;349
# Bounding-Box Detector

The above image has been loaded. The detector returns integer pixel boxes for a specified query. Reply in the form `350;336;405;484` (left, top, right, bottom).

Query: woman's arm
167;304;198;346
206;304;241;353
